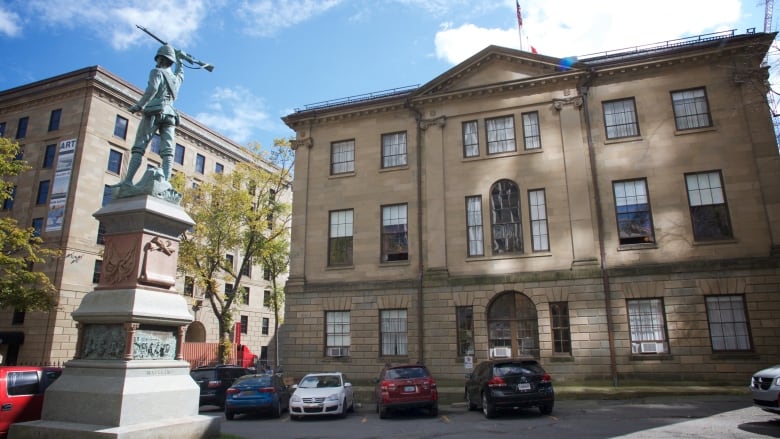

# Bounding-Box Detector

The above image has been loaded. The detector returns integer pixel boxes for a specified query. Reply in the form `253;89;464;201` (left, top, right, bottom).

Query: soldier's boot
161;154;173;181
121;153;143;185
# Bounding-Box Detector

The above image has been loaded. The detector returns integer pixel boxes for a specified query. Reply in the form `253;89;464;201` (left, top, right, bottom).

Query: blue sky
0;0;774;149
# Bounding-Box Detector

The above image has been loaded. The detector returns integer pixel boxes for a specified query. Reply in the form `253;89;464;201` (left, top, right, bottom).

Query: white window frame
331;139;355;174
486;115;516;154
381;132;407;168
603;98;639;139
627;298;668;354
466;196;484;256
380;309;408;356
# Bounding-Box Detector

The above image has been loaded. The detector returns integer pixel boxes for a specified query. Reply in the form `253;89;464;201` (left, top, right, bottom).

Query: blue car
224;373;291;420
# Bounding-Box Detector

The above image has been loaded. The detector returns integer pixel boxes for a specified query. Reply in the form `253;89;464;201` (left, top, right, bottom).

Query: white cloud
237;0;343;37
435;23;517;64
0;7;22;37
195;86;275;144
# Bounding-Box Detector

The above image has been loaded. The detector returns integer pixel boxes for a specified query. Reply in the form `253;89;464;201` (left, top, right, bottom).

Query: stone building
0;66;279;366
281;29;780;385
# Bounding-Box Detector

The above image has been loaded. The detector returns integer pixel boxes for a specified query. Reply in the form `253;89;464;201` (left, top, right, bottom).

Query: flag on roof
516;0;523;28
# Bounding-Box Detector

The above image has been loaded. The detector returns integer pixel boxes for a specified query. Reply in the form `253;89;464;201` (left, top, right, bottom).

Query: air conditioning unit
326;347;349;357
639;342;659;354
489;347;511;359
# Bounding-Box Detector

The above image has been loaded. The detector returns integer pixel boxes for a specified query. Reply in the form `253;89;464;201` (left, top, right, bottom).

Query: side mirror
290;384;298;390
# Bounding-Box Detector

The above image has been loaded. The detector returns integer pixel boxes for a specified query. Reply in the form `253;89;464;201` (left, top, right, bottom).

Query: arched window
487;291;539;358
490;179;522;254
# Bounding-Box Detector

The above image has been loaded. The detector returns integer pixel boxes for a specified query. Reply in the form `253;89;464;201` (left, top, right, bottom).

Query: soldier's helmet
155;44;177;64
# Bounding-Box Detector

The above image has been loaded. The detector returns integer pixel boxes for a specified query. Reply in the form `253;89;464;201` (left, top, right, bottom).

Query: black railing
294;84;420;113
579;29;743;62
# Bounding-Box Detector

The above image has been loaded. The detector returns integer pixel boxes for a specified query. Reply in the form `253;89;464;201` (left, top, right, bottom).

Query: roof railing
294;84;419;113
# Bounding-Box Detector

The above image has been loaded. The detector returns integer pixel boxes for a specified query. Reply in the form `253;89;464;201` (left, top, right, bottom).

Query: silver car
750;364;780;415
289;372;354;420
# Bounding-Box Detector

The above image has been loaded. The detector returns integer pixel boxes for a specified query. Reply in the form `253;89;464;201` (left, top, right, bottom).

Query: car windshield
299;375;341;388
234;375;272;387
385;367;428;379
493;362;543;377
190;370;212;381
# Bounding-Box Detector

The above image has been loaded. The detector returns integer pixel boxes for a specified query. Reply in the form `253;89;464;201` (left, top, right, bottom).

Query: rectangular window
225;253;234;271
184;276;194;296
11;309;25;325
195;153;205;174
241;287;249;305
36;180;50;205
42;144;56;168
241;258;252;277
113;115;128;139
0;122;5;137
331;139;355;174
16;117;28;139
102;184;113;207
486;115;516;154
215;162;224;174
224;283;233;297
93;259;102;284
174;144;185;165
31;217;44;237
706;295;752;351
550;302;572;354
262;317;269;335
382;204;408;262
613;179;655;245
326;311;351;356
48;109;62;132
2;186;15;210
263;267;270;280
263;290;271;307
685;171;732;241
456;306;474;357
603;98;639;139
240;316;248;334
380;309;407;356
329;209;353;266
107;149;123;174
529;189;549;251
96;222;107;245
522;111;541;149
463;120;479;157
465;196;484;256
381;132;407;168
150;134;161;154
672;87;712;130
627;298;669;354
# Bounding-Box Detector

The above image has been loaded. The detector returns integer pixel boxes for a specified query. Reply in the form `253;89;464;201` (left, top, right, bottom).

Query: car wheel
272;400;282;418
481;392;496;419
225;411;235;421
429;403;439;417
466;389;477;411
539;402;554;415
378;404;388;419
339;399;348;418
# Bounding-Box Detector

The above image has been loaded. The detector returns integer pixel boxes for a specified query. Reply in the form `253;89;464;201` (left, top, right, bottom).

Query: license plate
518;383;531;391
304;403;320;408
239;391;254;396
404;385;416;392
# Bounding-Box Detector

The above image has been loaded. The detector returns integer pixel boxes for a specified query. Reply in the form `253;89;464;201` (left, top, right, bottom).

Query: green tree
177;140;293;363
0;138;58;311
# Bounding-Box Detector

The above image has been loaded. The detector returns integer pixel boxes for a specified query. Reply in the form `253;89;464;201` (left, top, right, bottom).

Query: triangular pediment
415;45;566;97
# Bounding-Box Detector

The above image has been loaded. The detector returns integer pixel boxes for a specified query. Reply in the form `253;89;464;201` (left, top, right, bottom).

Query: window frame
550;302;572;355
48;109;62;132
528;189;549;252
612;178;656;245
331;139;355;175
107;149;123;174
195;153;205;174
465;196;484;257
671;87;712;131
261;317;270;335
627;298;669;355
42;143;56;168
16;117;28;139
328;209;354;266
174;144;185;165
456;306;474;357
325;311;351;356
381;203;409;262
462;120;479;158
490;179;523;254
113;115;128;139
486;115;517;154
380;309;408;357
521;111;541;150
381;131;407;169
685;170;733;241
603;98;640;139
240;315;248;334
36;180;50;205
705;295;752;352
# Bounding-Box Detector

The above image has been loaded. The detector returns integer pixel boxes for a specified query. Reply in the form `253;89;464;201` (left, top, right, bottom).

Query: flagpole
516;0;525;51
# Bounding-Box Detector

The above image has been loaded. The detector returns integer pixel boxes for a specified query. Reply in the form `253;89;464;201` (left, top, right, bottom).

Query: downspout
579;75;618;387
411;104;426;364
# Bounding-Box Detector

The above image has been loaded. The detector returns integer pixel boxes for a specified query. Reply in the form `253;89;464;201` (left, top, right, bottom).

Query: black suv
465;358;554;418
190;365;249;408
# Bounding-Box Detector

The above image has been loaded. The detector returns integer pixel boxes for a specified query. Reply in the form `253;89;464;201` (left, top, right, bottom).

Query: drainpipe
579;77;619;387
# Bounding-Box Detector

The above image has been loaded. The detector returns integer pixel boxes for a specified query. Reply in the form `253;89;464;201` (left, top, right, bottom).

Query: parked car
224;373;291;420
465;358;554;418
190;365;249;408
289;372;354;420
374;363;438;419
0;365;62;438
750;364;780;415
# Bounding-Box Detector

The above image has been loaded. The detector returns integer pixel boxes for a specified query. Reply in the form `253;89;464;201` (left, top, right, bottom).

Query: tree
0;138;58;311
260;227;289;367
176;139;293;363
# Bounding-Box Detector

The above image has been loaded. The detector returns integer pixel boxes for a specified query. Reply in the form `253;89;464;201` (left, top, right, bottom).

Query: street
203;394;780;439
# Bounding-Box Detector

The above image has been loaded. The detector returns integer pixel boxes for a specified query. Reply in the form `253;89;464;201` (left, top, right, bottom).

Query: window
381;132;407;168
613;179;655;245
241;287;249;305
96;222;107;245
241;258;252;277
522;111;541;149
107;149;123;174
627;299;668;354
685;171;732;241
706;295;752;351
331;139;355;174
463;120;479;157
93;259;102;284
263;290;271;307
671;87;712;130
11;309;25;325
456;307;474;357
184;276;194;296
16;117;28;139
174;144;185;165
195;154;205;174
326;311;351;356
225;254;234;271
550;302;571;354
603;98;639;139
328;209;353;266
0;122;5;137
466;196;484;256
150;134;161;154
113;115;128;139
224;283;233;296
36;180;50;205
3;186;15;210
42;144;56;168
262;317;270;335
240;316;248;334
215;162;224;174
380;309;407;356
102;185;112;207
32;217;44;237
48;109;62;132
529;189;549;251
382;204;408;262
486;115;516;154
263;267;270;281
491;180;522;254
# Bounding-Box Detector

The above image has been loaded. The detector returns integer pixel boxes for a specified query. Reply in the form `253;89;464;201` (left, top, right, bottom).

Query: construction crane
766;0;774;32
761;0;780;147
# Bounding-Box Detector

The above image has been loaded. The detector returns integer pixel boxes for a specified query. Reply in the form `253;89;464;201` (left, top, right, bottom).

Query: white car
750;364;780;415
289;372;354;419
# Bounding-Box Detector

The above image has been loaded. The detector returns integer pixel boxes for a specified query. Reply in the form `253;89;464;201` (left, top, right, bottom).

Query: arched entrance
185;321;206;342
487;291;539;358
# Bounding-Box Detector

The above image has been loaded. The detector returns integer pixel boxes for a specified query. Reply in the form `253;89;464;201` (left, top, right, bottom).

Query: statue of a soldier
120;44;183;186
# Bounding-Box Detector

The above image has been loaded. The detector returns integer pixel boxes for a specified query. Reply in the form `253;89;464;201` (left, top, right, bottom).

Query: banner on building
45;138;76;232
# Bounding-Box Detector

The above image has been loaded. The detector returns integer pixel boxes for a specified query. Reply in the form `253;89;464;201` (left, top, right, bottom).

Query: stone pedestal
10;195;220;439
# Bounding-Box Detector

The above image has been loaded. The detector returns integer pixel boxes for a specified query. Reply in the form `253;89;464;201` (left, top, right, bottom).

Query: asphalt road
205;395;780;439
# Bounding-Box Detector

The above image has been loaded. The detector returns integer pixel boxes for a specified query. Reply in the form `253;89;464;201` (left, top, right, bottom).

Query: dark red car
0;366;62;438
374;363;438;419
